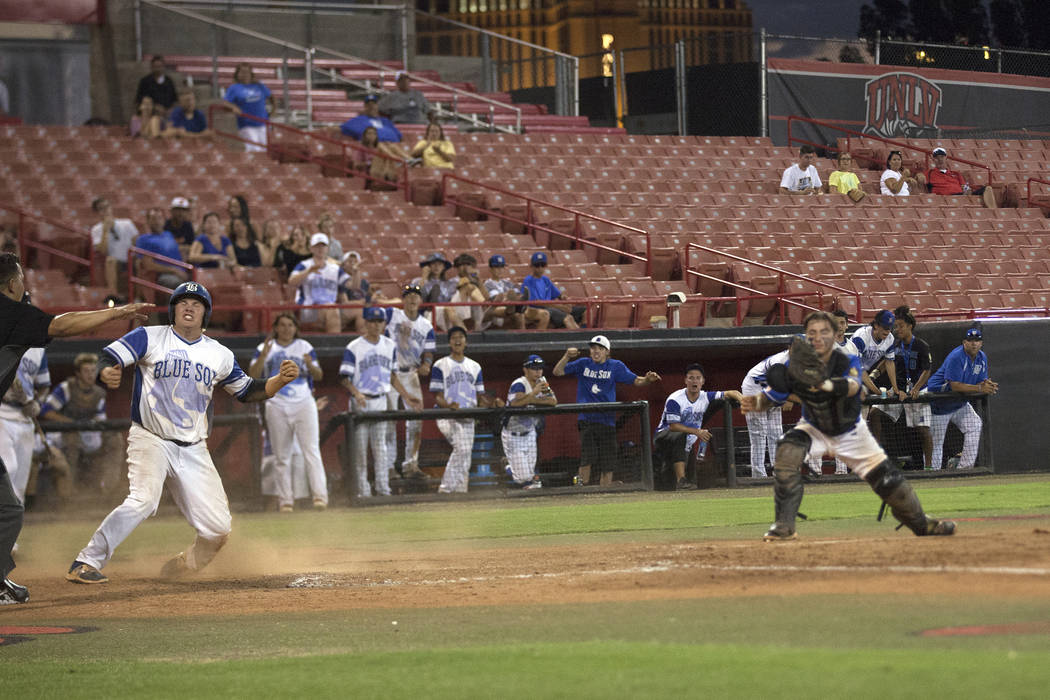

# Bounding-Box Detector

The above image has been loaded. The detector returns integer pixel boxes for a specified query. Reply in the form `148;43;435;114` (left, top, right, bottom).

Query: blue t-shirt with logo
136;231;183;267
563;356;637;425
224;82;271;129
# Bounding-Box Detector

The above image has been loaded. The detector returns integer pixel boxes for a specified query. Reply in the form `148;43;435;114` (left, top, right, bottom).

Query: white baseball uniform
0;348;49;502
849;326;896;373
72;325;252;572
293;260;349;324
384;307;436;472
341;334;398;497
742;349;788;478
502;375;555;484
259;412;310;500
252;338;327;508
430;355;484;493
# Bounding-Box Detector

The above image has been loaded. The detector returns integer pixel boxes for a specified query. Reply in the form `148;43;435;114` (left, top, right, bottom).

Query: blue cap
363;94;379;103
488;254;506;268
362;307;386;322
531;251;547;266
965;327;983;341
523;354;544;368
874;309;895;329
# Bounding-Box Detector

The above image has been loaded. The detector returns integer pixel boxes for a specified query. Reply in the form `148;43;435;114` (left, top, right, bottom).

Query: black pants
654;430;689;468
0;459;23;578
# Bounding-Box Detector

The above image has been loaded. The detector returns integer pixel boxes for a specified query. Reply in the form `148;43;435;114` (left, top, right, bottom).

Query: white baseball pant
74;424;232;571
745;406;782;477
930;403;982;470
437;418;475;493
353;395;392;496
265;399;328;508
239;125;267;153
260;442;309;499
387;369;423;471
0;417;34;503
793;418;887;480
501;427;537;483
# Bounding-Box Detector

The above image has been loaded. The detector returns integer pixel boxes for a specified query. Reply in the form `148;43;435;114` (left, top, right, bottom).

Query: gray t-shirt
377;89;431;124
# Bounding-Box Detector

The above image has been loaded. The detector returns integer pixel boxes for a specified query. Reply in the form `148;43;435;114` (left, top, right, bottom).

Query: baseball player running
66;282;299;584
503;354;557;489
926;325;998;471
341;306;422;497
654;363;742;490
430;326;498;493
383;284;435;478
740;311;955;541
0;252;150;605
249;312;328;512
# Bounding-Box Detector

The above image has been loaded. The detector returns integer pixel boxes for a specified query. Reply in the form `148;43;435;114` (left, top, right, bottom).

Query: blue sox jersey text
849;326;896;372
385;307;436;369
656;388;723;452
104;325;251;442
430;356;484;408
252;338;317;405
341;335;398;395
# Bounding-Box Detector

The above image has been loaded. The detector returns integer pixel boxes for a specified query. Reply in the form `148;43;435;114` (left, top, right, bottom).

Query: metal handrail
1026;176;1050;205
2;204;97;286
126;245;196;301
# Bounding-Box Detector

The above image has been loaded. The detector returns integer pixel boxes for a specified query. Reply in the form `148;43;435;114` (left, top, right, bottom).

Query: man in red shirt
924;147;997;208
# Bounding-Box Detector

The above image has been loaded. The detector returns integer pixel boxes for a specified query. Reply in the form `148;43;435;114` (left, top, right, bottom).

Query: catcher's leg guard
864;461;955;536
767;429;810;537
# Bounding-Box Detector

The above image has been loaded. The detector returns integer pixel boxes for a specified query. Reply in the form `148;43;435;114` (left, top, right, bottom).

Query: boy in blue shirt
553;335;660;486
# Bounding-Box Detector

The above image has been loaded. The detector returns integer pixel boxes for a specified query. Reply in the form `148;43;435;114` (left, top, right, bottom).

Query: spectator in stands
413;251;455;309
164;89;210;138
288;232;348;333
927;325;998;471
39;353;125;500
339;250;371;332
230;216;267;268
90;196;138;297
222;63;274;153
340;94;402;142
445;274;486;331
135;55;178;113
135;207;189;290
880;150;920;197
823;152;866;202
483;254;530;329
554;335;661;486
316;212;344;262
378;72;433;124
356;126;412;189
274;223;312;279
129;96;164;139
653;363;742;491
429;326;501;493
411;122;455;170
259;219;283;268
227;195;256;234
164;196;196;254
521;251;581;329
924;146;998;209
779;144;821;196
188;212;236;269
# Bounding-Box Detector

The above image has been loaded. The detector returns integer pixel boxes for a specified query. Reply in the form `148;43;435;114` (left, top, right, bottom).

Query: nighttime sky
746;0;868;39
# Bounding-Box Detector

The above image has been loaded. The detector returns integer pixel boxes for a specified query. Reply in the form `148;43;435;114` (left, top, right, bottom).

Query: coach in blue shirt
520;251;582;329
553;334;660;486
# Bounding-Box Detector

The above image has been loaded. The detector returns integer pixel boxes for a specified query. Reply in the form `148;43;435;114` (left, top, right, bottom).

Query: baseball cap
531;251;548;266
395;71;408;80
874;309;895;329
932;147;947;156
488;254;506;268
341;250;360;263
419;251;451;269
589;334;611;350
362;306;386;322
523;354;544;368
965;327;983;341
401;284;422;297
363;94;379;103
170;196;190;209
309;232;330;247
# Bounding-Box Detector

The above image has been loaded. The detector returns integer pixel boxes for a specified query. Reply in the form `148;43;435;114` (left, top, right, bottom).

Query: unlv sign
864;72;943;138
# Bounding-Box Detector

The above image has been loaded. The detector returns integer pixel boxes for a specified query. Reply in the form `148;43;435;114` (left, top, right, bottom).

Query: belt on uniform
361;393;384;399
397;367;417;373
168;437;201;447
506;430;533;437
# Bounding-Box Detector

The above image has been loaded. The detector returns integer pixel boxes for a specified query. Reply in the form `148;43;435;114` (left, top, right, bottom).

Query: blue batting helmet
169;281;212;328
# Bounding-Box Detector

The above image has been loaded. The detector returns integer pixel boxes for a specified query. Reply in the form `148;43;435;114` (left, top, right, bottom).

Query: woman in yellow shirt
411;122;456;169
824;152;866;202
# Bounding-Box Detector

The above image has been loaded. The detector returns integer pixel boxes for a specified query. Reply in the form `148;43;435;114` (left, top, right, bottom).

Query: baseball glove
787;336;828;390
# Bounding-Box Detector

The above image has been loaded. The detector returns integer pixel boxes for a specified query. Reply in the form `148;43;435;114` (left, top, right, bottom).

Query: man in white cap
164;196;196;255
923;146;997;208
554;335;661;486
377;72;432;124
89;196;139;297
287;233;349;333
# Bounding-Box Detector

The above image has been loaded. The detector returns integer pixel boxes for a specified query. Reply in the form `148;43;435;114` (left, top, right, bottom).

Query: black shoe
676;477;696;490
1;577;29;604
923;518;956;536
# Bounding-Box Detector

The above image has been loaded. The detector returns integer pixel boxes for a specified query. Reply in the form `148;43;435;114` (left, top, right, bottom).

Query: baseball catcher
740;312;955;541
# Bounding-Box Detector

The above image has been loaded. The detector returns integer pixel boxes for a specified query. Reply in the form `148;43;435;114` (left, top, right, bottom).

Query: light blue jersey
0;348;49;422
655;388;723;452
252;338;317;405
384;307;436;370
293;260;349;306
104;326;252;443
430;356;484;408
341;335;398;396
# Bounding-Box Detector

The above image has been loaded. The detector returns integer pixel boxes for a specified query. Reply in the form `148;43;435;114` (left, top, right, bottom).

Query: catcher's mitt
787;336;828;390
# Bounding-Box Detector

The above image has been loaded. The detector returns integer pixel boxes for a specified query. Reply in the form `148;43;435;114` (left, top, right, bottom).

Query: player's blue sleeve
549;280;562;300
474;368;484;393
106;326;148;367
424;329;436;353
251;343;264;363
429;364;444;393
96;395;106;420
851;336;866;354
218;360;253;399
762;385;790;405
339;347;356;378
308;348;319;363
40;383;68;417
260;83;271;99
291;261;308;274
383;307;395;324
613;361;638;384
663;398;682;424
562;358;583;376
337;269;350;288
